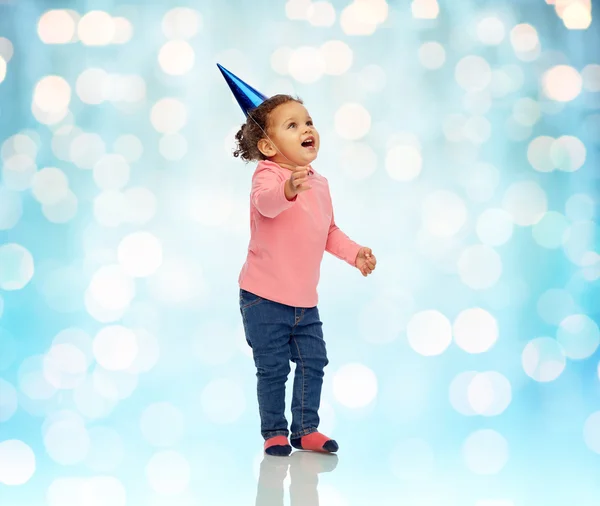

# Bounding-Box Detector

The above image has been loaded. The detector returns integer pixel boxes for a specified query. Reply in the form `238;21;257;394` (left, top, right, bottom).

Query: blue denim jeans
239;289;329;441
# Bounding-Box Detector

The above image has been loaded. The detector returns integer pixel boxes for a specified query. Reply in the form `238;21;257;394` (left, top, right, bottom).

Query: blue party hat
217;63;269;117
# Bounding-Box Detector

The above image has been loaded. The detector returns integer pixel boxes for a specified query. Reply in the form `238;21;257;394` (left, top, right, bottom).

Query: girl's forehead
271;101;309;120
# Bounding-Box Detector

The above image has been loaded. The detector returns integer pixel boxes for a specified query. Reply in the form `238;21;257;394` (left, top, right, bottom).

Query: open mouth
301;137;316;149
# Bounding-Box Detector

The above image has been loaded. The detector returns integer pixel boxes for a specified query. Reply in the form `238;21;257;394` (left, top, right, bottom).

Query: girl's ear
257;138;276;157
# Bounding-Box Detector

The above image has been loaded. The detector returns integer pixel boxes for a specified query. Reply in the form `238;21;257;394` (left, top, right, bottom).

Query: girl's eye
288;123;296;128
307;121;313;126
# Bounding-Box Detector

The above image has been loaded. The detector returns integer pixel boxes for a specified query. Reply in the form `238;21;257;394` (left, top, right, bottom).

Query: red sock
264;435;292;456
291;432;339;453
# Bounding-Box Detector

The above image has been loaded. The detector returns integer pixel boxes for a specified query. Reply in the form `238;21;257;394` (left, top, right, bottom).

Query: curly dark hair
233;94;303;162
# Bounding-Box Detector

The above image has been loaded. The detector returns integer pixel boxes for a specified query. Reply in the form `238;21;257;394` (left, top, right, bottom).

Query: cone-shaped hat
217;63;269;117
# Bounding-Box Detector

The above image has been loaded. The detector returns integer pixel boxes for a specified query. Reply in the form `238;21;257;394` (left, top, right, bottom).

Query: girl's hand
284;167;312;200
356;247;376;277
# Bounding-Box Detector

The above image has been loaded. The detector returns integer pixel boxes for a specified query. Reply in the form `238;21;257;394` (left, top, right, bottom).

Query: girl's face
259;101;320;168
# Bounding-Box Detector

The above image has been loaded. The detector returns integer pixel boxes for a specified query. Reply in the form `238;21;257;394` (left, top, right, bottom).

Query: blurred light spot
111;17;133;44
146;451;191;495
418;41;445;69
44;417;90;465
201;378;245;423
582;64;600;91
93;325;138;371
407;310;452;356
127;329;160;374
359;293;414;344
2;133;39;159
288;46;326;83
411;0;439;19
334;103;371;140
159;133;188;161
151;98;188;134
88;265;135;312
510;23;539;56
114;134;143;162
73;376;117;419
550;135;586;172
159;40;195;76
38;9;78;44
0;55;5;84
464;116;492;144
320;40;353;75
162;7;202;39
0;379;17;422
103;74;146;103
463;430;508;475
468;371;512;416
31;167;69;205
141;402;185;447
332;363;378;407
477;16;505;45
543;65;582;102
51;125;81;161
557;314;599;360
385;145;422;182
53;328;94;366
458;245;502;290
0;440;36;485
308;1;336;26
286;0;311;20
93;190;128;227
461;162;500;202
562;2;592;29
477;209;513;246
2;154;37;190
93;154;130;190
532;211;569;248
502;181;547;226
47;477;126;506
522;337;566;382
566;193;595;221
453;308;498;354
42;189;78;223
464;91;492;115
443;114;466;142
450;371;478;416
70;132;106;169
271;46;293;75
85;427;124;472
390;438;434;480
118;232;163;277
43;343;87;390
562;220;599;266
124;187;157;224
78;11;115;46
93;367;138;400
537;289;577;326
513;98;540;126
422;190;466;237
527;135;554;172
339;142;377;180
341;0;381;34
76;68;108;105
192;320;237;365
455;55;492;92
0;243;34;290
0;186;22;230
19;355;58;400
0;37;14;62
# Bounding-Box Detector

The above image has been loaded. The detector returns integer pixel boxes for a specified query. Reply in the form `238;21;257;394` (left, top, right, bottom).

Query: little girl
234;93;377;457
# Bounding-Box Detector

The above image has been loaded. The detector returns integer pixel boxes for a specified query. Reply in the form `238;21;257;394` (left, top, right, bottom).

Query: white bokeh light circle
556;314;600;360
386;145;422;182
477;16;505;45
70;132;106;170
467;371;512;416
140;402;185;447
407;310;452;356
453;308;499;354
158;40;195;76
476;209;513;246
47;476;127;506
162;7;202;39
114;134;143;162
522;337;566;382
18;355;58;400
92;367;138;401
33;75;71;113
44;417;90;465
542;65;582;102
73;376;117;419
201;378;246;423
117;232;163;277
537;289;577;326
150;98;188;134
565;193;595;221
43;343;88;390
31;167;69;205
502;181;547;226
0;379;18;422
320;40;353;75
124;187;157;225
308;1;337;27
42;190;78;224
0;440;36;485
457;245;502;290
94;189;128;227
419;41;445;69
85;427;124;472
455;55;492;92
390;438;435;480
532;211;569;249
462;430;508;475
583;411;600;455
422;190;467;237
0;186;23;230
334;103;371;140
93;325;139;371
338;142;377;180
146;451;191;495
288;46;326;83
87;264;135;311
78;11;115;46
449;370;478;416
93;154;130;190
0;243;34;290
332;363;378;408
551;135;586;172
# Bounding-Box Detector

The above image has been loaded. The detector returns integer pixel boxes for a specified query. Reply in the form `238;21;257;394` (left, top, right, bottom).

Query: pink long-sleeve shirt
238;160;362;308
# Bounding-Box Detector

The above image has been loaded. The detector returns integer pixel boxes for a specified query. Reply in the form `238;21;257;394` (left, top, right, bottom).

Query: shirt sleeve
251;165;296;218
325;207;362;267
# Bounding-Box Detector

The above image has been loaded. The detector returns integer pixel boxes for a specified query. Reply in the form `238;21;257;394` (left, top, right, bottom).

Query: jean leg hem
290;427;318;440
262;430;290;441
